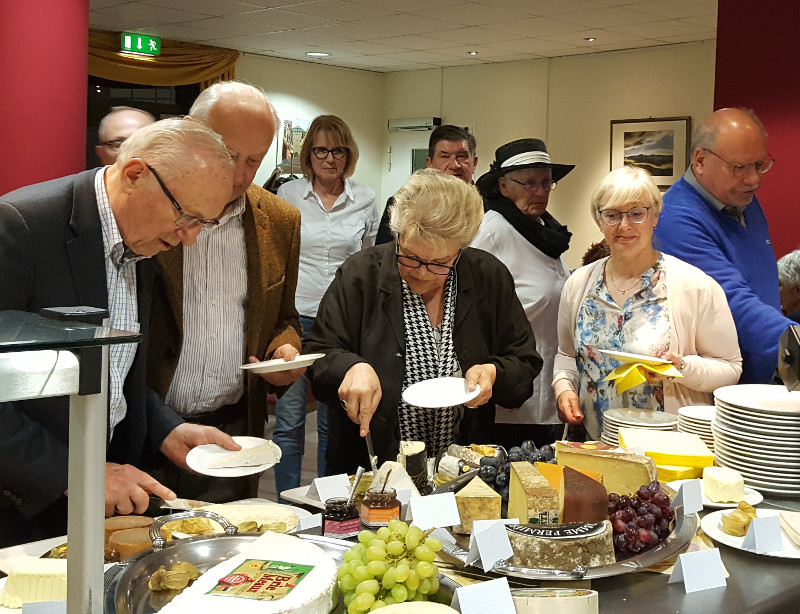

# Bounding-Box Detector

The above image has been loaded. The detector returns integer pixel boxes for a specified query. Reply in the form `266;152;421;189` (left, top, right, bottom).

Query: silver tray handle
149;510;238;549
493;561;587;579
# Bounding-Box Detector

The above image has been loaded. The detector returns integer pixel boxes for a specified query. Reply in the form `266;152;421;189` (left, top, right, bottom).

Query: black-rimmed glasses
703;148;775;177
508;177;556;192
599;206;651;226
146;164;219;229
395;244;460;275
311;146;349;160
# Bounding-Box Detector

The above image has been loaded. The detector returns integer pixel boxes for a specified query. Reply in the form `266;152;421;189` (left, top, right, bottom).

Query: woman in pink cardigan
553;166;742;440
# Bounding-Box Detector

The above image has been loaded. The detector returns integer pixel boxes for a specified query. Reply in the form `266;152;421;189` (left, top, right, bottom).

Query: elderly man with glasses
655;108;793;384
95;106;155;166
0;118;238;546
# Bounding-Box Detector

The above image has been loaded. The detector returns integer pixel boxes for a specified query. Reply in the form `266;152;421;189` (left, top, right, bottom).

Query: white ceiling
89;0;717;73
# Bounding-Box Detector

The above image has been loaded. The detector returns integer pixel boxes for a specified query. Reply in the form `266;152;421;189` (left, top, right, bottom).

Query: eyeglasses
395;244;461;276
703;148;775;177
100;138;126;150
146;164;219;230
311;146;349;160
508;178;556;192
599;206;651;226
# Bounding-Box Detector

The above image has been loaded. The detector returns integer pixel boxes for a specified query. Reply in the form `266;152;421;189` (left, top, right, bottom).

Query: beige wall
236;52;386;191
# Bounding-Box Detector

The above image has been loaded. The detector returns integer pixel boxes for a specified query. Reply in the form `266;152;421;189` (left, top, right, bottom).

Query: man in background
148;82;304;502
95;106;155;165
777;250;800;323
376;124;477;244
655;108;792;383
0;118;238;546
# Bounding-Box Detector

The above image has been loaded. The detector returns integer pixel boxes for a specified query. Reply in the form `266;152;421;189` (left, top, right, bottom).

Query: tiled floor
257;407;321;502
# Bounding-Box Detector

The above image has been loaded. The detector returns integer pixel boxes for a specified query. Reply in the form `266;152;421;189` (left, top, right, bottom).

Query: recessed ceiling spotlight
584;37;596;42
468;50;478;56
306;51;330;57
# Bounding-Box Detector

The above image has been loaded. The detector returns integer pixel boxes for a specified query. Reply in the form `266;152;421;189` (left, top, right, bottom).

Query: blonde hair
389;169;484;248
116;118;232;179
299;115;359;180
590;166;662;225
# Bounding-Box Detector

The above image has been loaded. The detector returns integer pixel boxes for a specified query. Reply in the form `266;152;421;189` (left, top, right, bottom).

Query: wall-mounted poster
610;117;691;189
280;118;311;176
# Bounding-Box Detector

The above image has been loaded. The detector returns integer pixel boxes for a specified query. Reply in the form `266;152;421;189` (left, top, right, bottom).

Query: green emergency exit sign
120;32;161;56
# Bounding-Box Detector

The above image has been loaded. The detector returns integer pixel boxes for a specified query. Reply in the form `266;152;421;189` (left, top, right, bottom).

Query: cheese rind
779;511;800;548
555;441;656;497
618;428;714;468
534;462;603;491
453;476;501;534
702;467;744;503
559;467;608;524
508;462;559;525
506;521;615;569
104;514;153;544
0;558;68;608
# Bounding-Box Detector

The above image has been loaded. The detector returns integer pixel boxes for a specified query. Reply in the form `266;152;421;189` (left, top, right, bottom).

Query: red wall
715;1;800;258
0;0;88;195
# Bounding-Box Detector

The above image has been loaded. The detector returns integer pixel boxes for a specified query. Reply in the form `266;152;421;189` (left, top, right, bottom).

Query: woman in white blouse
274;115;379;499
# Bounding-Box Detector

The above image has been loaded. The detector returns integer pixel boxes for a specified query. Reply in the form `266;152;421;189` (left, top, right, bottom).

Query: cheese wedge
508;462;559;525
703;467;744;503
657;464;703;482
534;462;603;491
555;441;656;497
560;466;608;524
207;441;281;468
453;476;501;534
779;511;800;548
618;428;714;468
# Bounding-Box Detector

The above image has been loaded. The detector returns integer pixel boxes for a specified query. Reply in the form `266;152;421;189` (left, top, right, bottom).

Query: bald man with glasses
655;108;793;384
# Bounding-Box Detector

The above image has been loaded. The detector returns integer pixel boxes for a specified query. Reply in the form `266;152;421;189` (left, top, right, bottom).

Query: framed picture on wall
610;116;692;189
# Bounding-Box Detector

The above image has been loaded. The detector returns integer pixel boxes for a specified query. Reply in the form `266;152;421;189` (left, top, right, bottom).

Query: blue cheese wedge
207;441;281;469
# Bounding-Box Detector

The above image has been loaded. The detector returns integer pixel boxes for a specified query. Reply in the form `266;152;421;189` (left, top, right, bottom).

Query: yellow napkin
604;362;682;394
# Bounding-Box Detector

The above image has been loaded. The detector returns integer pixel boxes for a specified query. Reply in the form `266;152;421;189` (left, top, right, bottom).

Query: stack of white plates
713;384;800;496
677;405;716;452
601;408;678;446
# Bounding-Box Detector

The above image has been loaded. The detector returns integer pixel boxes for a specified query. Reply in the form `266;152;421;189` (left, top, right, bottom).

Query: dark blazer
0;169;182;545
147;184;303;437
305;243;542;476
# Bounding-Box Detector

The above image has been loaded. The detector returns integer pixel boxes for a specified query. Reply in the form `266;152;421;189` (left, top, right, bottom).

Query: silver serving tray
432;471;698;581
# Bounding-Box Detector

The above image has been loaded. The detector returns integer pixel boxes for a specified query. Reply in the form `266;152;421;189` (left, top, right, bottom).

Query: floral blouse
575;255;670;440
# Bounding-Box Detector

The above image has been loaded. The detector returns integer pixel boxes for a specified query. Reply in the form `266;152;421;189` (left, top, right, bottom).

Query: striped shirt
94;168;141;434
166;194;248;415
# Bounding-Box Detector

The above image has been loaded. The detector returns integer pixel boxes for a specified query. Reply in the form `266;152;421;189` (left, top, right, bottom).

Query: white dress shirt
277;177;379;317
166;195;248;415
94;168;140;433
471;210;569;424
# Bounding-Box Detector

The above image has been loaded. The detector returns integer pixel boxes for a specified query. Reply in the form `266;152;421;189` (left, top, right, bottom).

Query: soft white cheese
0;558;68;608
702;466;744;503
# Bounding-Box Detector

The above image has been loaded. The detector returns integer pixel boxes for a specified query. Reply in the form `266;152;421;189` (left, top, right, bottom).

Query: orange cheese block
103;515;154;544
534;462;603;491
559;466;608;524
107;526;162;560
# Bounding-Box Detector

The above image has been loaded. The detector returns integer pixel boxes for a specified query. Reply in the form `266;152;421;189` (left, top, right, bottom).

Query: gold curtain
88;30;238;88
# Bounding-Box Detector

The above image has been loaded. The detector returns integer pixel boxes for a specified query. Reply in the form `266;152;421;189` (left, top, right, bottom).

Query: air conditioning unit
387;117;442;132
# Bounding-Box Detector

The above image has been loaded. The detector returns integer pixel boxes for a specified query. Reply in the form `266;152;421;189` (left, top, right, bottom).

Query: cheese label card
306;474;350;502
466;519;514;572
671;479;703;515
298;513;323;532
207;559;314;601
742;515;783;554
408;492;460;531
451;577;516;614
396;489;412;521
668;549;726;593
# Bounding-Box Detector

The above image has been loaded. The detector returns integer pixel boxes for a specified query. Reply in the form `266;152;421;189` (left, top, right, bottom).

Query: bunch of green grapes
337;518;443;612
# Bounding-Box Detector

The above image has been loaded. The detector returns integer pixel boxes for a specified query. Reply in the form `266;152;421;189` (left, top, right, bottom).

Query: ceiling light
306;51;330;57
468;50;478;56
584;37;596;42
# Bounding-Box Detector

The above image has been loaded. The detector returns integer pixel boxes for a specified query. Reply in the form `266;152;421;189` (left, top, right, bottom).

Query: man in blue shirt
655;108;792;384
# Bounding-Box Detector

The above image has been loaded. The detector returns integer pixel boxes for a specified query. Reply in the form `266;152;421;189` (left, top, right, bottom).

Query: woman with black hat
472;138;574;449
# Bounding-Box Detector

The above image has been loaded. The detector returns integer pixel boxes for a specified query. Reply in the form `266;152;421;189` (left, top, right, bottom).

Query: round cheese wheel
103;515;153;544
107;526;156;560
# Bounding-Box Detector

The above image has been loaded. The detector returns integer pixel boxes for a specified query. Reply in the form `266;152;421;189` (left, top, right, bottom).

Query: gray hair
389;169;483;248
429;125;477;159
691;107;767;152
116;118;232;179
190;81;280;140
98;106;155;140
590;166;662;224
778;250;800;291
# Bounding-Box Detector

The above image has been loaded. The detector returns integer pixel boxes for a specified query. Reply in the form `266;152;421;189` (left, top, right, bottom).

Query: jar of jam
323;497;360;539
360;487;401;528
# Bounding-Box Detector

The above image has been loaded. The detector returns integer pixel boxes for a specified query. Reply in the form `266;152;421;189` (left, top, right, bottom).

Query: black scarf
484;194;572;259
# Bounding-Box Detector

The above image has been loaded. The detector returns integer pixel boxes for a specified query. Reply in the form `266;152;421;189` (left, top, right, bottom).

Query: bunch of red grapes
607;481;674;559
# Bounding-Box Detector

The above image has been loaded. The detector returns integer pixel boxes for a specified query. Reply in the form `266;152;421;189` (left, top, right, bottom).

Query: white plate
597;349;670;366
666;479;763;509
701;509;800;558
714;384;800;415
186;436;281;477
240;353;325;374
678;405;716;421
402;377;480;408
